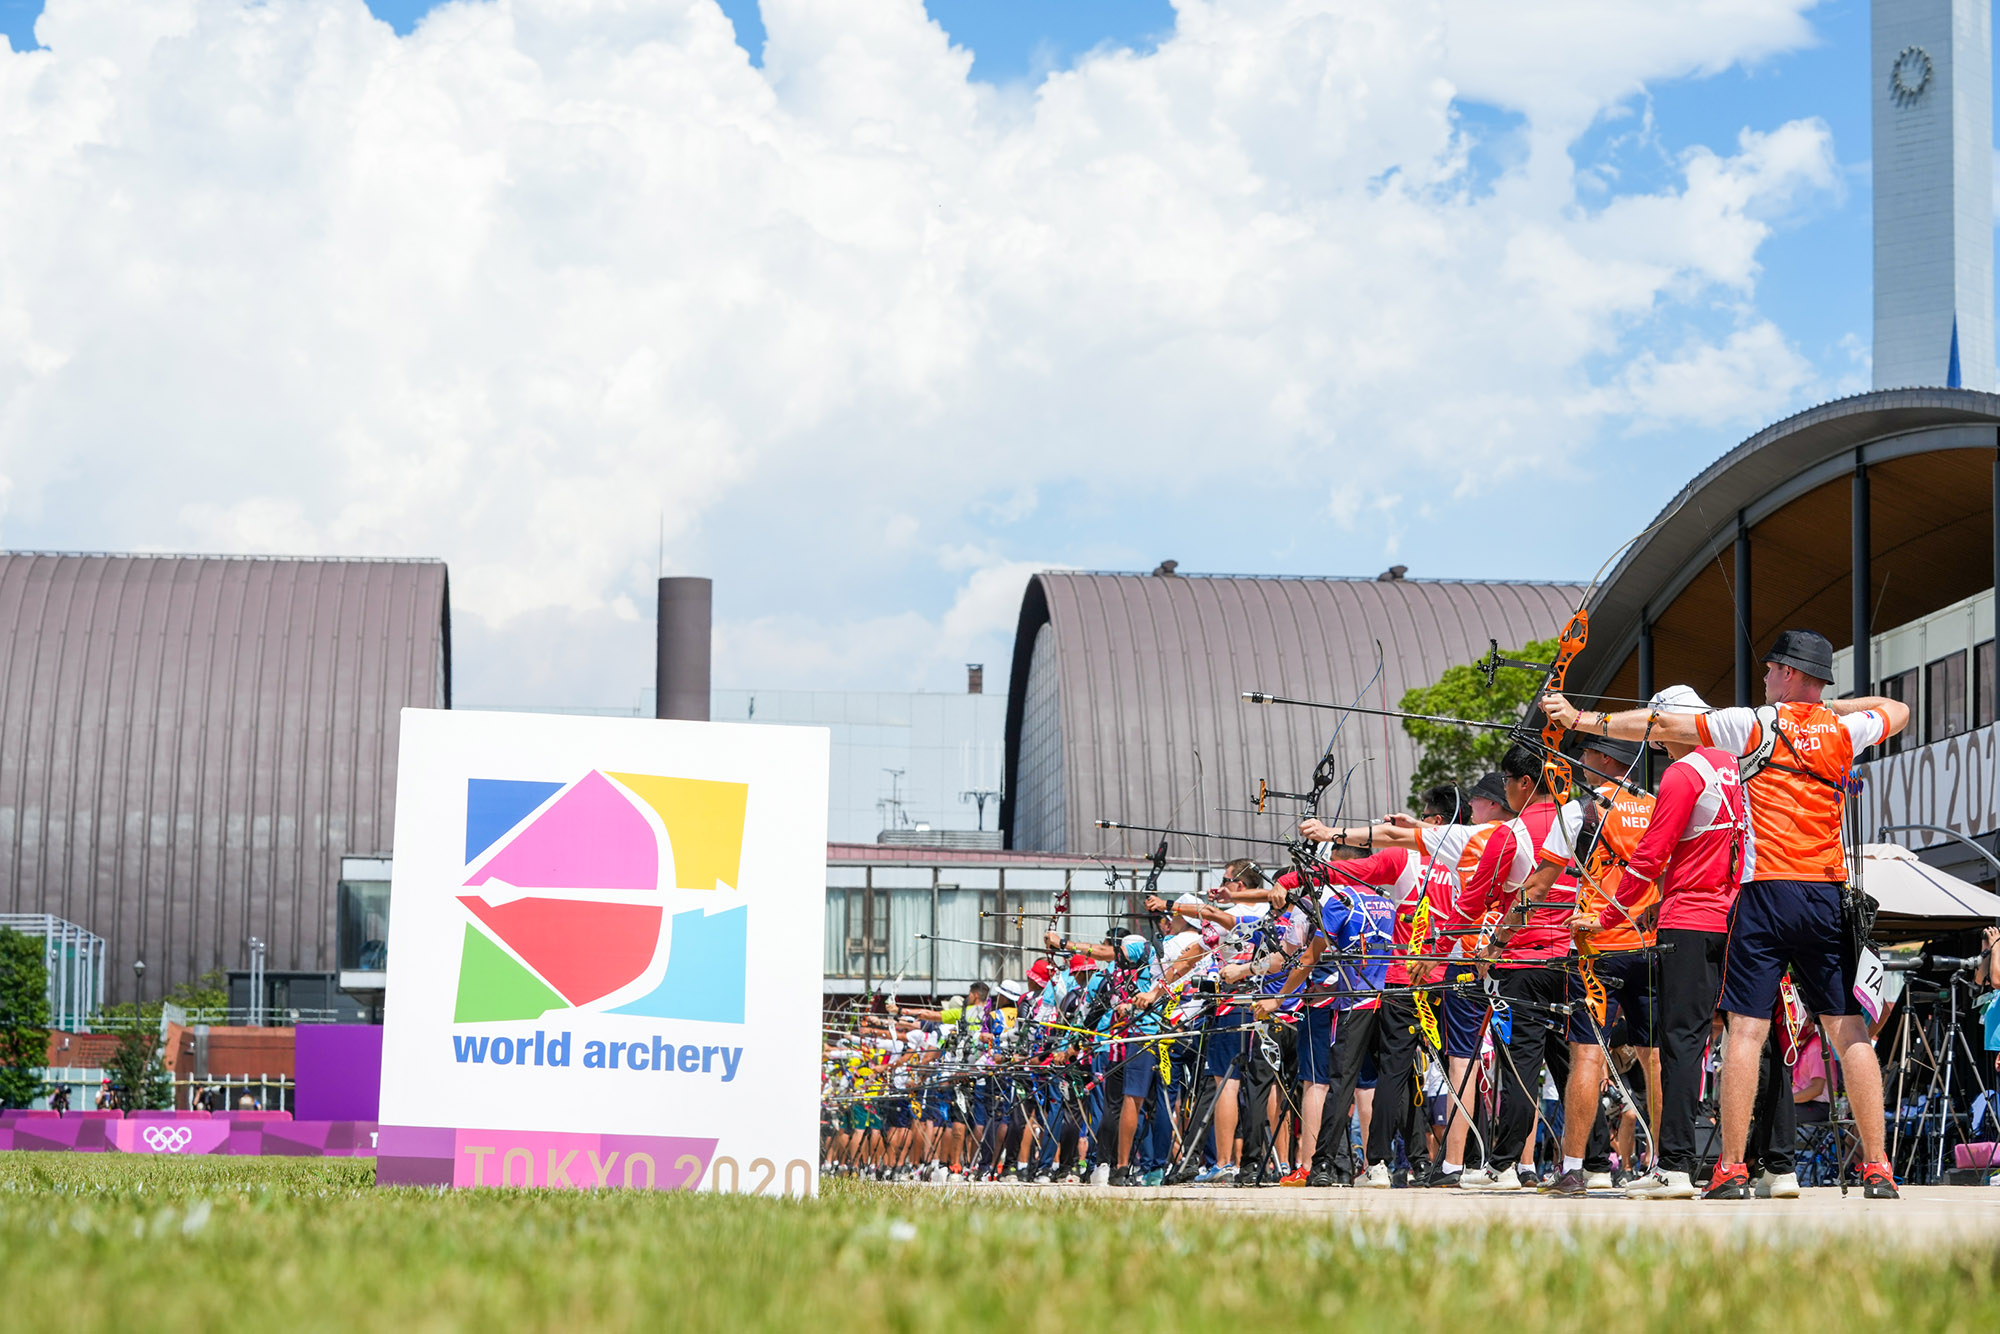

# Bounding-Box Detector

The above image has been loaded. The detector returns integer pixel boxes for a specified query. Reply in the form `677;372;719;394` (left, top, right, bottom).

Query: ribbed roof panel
1001;573;1582;855
0;554;449;1003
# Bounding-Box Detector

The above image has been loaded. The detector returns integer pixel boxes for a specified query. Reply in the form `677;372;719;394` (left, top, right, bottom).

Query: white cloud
1592;322;1820;430
0;0;1836;701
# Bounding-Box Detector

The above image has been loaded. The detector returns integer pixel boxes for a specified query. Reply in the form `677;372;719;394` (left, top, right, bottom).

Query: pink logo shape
465;771;658;891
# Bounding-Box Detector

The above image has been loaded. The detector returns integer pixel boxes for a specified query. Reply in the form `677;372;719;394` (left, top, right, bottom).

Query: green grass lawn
1;1155;1995;1331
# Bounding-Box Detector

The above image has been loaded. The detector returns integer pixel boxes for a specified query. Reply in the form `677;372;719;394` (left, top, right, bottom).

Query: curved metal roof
1574;387;2000;699
0;553;450;1003
1000;571;1582;854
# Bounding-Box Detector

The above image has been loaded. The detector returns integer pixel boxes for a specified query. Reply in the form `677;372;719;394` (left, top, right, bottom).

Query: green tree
0;928;51;1109
106;1029;172;1111
1399;637;1555;809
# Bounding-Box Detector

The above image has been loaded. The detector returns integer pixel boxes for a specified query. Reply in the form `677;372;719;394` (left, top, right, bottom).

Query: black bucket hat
1763;628;1834;684
1578;734;1641;768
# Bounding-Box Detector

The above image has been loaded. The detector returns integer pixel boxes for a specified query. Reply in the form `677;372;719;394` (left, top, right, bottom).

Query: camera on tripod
1881;953;1982;973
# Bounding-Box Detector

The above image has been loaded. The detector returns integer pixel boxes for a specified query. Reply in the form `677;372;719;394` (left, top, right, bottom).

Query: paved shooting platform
973;1183;2000;1243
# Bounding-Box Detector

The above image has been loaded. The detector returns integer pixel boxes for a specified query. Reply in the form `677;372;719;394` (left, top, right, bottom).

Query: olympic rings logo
141;1125;194;1153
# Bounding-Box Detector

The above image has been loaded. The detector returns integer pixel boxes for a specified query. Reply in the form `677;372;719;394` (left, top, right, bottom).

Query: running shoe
1141;1168;1166;1187
1585;1171;1615;1191
1308;1169;1335;1188
1424;1166;1462;1189
1754;1170;1800;1199
1624;1169;1696;1199
1279;1167;1312;1187
1234;1167;1267;1188
1459;1165;1520;1192
1515;1166;1541;1189
1861;1162;1900;1200
1359;1162;1394;1189
1192;1165;1234;1186
1702;1162;1752;1200
1543;1169;1590;1198
1109;1165;1135;1187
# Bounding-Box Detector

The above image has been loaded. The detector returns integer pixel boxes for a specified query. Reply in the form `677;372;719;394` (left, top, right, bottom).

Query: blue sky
0;1;1970;705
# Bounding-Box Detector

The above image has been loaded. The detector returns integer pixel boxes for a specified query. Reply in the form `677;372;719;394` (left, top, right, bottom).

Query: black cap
1469;772;1510;807
1763;628;1835;684
1578;734;1640;769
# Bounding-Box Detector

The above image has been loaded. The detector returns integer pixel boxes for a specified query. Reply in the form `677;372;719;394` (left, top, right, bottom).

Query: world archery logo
451;771;750;1026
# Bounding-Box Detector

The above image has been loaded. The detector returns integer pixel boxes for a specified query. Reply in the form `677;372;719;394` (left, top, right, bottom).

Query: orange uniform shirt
1580;783;1657;950
1696;701;1887;883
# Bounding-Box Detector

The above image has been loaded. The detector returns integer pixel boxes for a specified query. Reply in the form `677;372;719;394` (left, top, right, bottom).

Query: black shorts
1720;879;1858;1018
1567;951;1660;1046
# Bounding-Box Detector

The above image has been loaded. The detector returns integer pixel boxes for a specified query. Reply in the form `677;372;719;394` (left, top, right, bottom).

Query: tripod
1885;969;1993;1183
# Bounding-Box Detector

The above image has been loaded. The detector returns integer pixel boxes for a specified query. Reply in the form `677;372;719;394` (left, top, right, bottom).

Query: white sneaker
1089;1163;1111;1186
1459;1165;1521;1192
1359;1162;1393;1189
1755;1170;1800;1199
1624;1169;1697;1199
1585;1172;1615;1191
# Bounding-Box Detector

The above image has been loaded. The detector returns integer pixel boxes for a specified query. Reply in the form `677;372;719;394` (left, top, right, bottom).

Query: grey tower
1873;0;1994;390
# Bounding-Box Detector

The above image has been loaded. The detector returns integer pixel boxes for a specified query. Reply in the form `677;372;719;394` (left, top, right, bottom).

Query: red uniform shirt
1617;746;1747;932
1449;799;1581;967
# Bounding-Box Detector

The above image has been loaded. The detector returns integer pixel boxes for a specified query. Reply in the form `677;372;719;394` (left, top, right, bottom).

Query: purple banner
0;1118;378;1158
295;1025;384;1122
373;1125;718;1190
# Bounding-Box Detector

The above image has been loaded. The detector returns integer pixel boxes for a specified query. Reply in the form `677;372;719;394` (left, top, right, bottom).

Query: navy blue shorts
1358;1050;1378;1090
1118;1046;1158;1102
1443;986;1488;1060
1300;1005;1337;1084
1720;879;1858;1018
1566;951;1659;1046
1204;1014;1247;1080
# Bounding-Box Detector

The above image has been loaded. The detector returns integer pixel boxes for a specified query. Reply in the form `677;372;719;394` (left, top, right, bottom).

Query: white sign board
375;708;827;1195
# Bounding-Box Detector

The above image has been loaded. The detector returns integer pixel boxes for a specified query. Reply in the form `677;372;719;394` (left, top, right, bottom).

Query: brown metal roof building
0;553;449;1003
1572;388;1999;710
999;571;1583;855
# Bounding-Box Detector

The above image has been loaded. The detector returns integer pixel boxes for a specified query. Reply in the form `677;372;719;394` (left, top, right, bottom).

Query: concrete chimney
655;577;712;721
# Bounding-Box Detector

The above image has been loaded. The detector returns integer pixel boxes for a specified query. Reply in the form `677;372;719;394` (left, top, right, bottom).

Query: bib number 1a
1853;947;1886;1024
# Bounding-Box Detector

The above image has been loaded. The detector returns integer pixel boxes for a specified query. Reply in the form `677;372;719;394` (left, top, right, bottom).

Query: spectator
1793;1027;1832;1127
1974;928;2000;1073
49;1085;70;1116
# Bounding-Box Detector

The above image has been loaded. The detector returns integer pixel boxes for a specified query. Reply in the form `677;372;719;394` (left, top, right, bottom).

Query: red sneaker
1861;1161;1900;1200
1279;1167;1312;1187
1702;1162;1752;1200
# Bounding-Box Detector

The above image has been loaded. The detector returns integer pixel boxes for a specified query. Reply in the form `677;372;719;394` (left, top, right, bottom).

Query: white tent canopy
1858;843;2000;943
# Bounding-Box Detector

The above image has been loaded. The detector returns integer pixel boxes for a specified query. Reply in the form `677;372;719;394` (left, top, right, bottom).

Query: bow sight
1475;639;1557;688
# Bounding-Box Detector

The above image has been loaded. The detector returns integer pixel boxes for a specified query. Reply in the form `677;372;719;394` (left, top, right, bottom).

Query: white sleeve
1841;710;1889;751
1419;824;1470;864
1539;801;1584;863
1698;706;1760;755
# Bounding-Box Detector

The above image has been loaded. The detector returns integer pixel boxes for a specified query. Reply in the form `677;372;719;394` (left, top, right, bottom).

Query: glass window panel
1880;669;1918;755
884;888;933;985
1927;651;1967;744
1977;641;1995;731
933;885;978;983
